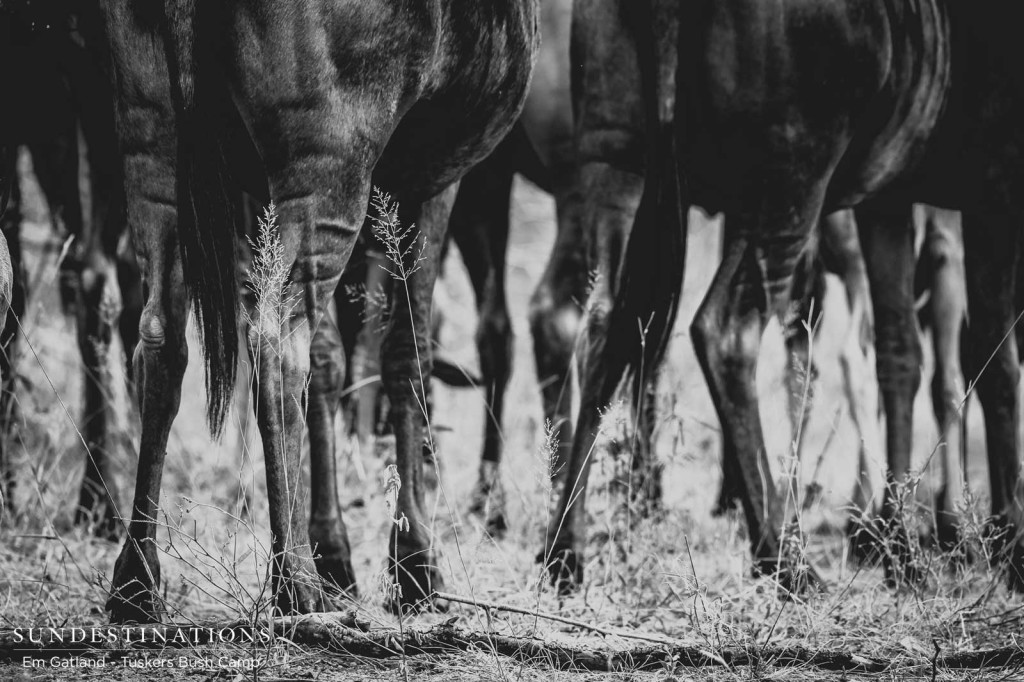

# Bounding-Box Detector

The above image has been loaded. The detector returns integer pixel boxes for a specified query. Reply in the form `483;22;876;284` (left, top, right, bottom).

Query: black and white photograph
1;1;1023;679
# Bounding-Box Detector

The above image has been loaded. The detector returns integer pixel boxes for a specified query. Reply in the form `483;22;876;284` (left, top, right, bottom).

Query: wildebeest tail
601;0;686;401
163;0;239;437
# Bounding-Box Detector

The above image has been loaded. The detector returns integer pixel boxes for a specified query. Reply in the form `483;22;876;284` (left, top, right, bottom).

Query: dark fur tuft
163;0;239;437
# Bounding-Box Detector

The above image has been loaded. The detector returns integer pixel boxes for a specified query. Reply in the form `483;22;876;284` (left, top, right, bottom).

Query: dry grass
1;161;1022;680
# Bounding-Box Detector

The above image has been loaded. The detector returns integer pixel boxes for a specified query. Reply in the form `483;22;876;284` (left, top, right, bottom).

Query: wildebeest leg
72;78;125;538
102;3;190;618
693;236;788;581
30;128;122;535
813;210;883;556
538;153;647;591
32;129;124;535
528;193;588;487
540;261;615;593
713;443;745;516
306;314;357;594
71;242;121;538
530;0;648;495
245;199;360;615
381;187;458;611
857;201;922;585
962;210;1024;591
918;207;967;550
106;198;185;623
693;183;830;590
451;158;514;536
0;179;24;516
711;223;745;517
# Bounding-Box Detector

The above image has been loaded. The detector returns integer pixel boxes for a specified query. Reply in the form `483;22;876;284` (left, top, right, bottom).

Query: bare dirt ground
1;159;1021;681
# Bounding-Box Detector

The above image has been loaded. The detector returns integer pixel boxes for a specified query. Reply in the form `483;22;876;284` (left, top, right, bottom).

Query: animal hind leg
692;237;787;581
451;158;514;536
813;208;884;559
106;197;187;623
73;91;126;538
692;184;830;591
306;312;357;594
72;244;122;538
856;200;923;585
245;190;369;615
379;186;458;611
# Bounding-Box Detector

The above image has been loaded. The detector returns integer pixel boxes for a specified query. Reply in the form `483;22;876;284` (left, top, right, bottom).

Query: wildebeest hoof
537;546;583;595
107;541;163;623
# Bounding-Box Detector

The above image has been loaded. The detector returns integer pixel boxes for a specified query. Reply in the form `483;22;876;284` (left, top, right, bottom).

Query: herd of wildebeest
1;0;1024;624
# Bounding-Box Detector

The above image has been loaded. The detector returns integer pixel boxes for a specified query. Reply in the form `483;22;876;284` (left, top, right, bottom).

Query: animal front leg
450;160;515;536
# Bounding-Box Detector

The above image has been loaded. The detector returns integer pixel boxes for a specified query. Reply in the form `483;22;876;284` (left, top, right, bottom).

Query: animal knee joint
139;312;168;350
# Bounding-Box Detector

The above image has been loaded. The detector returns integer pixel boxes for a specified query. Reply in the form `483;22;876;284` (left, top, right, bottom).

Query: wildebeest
0;0;133;535
98;0;539;621
545;0;1024;593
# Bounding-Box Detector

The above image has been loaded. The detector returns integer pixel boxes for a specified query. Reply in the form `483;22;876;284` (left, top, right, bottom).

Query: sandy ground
0;158;1019;681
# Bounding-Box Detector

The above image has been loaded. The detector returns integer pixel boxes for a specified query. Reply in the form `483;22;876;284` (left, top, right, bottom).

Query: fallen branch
434;590;682;647
1;613;1022;674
